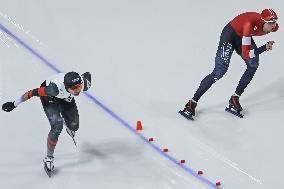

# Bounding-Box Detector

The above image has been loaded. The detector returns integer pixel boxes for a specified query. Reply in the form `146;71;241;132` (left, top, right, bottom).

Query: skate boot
229;95;242;111
43;156;54;171
185;99;197;116
225;94;244;118
43;156;54;177
179;99;197;120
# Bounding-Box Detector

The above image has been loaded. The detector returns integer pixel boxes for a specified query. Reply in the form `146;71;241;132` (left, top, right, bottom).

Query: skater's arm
21;82;59;102
241;23;255;60
242;22;278;61
253;44;267;55
245;41;275;61
82;72;91;91
2;83;59;112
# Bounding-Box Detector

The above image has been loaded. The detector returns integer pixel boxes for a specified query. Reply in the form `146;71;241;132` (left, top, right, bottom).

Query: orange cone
136;120;143;131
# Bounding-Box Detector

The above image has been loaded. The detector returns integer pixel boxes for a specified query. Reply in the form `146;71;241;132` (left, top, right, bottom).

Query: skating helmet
261;9;278;22
64;71;82;89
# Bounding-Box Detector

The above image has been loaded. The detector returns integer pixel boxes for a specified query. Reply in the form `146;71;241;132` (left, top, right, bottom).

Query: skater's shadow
242;77;284;111
56;139;144;169
81;140;144;159
196;77;284;114
52;169;60;176
196;101;227;116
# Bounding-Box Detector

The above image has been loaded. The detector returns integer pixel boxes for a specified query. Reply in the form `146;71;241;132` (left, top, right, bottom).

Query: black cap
64;72;82;88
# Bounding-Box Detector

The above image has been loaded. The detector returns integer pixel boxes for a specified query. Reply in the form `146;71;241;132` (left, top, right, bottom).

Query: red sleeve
38;87;47;96
24;87;47;99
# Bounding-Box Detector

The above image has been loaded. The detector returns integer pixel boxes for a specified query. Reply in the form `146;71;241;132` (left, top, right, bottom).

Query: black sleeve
44;82;59;96
254;44;267;56
19;81;60;104
30;82;59;97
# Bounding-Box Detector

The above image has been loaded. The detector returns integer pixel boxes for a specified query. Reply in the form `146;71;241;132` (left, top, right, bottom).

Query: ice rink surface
0;1;283;189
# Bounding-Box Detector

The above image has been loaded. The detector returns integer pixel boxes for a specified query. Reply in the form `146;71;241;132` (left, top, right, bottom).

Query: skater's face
263;20;277;33
68;83;83;96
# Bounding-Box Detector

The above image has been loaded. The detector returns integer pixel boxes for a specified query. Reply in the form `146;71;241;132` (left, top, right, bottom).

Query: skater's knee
49;120;63;140
246;56;259;68
213;74;222;81
48;114;64;128
246;64;258;76
68;121;79;131
213;70;225;81
213;63;228;81
54;121;63;133
65;116;79;131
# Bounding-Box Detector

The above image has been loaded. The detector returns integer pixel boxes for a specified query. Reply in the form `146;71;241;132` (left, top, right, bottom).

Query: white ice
0;1;284;189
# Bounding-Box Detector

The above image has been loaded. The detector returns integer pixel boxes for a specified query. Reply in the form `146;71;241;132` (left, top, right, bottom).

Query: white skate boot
43;156;54;177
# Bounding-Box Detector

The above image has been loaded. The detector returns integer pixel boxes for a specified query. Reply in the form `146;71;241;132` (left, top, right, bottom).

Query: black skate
179;100;197;121
179;108;194;120
225;95;243;118
43;156;54;178
66;126;77;147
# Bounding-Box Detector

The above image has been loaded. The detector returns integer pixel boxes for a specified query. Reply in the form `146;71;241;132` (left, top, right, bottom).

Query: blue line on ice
0;22;220;189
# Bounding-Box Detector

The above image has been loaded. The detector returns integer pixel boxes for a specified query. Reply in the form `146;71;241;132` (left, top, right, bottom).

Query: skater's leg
41;97;63;158
61;98;79;132
235;40;259;96
185;41;233;116
192;72;216;102
235;64;258;96
184;24;236;117
227;38;259;111
193;41;234;102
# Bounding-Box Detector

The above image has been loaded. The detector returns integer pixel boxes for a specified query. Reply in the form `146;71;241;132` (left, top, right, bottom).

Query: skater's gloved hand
82;72;91;82
2;101;16;112
82;72;91;88
266;41;275;51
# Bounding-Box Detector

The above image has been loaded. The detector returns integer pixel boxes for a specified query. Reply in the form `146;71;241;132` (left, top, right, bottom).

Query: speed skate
225;105;244;118
179;108;194;121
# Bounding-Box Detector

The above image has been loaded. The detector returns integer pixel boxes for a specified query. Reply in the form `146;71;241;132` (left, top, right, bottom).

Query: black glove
82;72;92;89
2;102;16;112
82;72;91;83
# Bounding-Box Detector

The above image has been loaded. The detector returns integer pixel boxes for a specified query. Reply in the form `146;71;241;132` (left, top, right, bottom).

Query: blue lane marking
0;22;220;189
0;23;61;73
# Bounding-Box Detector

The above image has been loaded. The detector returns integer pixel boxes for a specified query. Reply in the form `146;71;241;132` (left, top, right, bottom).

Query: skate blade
66;128;77;147
179;110;194;121
225;107;243;118
72;137;77;147
44;163;52;178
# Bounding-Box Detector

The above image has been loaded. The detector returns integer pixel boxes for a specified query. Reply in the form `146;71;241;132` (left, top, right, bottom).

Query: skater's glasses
266;19;277;25
69;83;82;90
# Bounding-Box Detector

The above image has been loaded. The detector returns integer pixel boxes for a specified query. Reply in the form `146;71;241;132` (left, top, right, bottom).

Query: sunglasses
266;19;277;25
69;83;82;90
